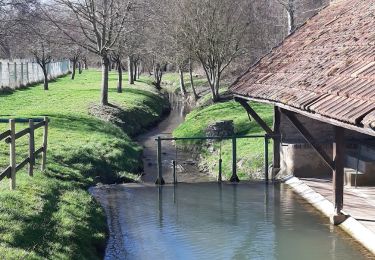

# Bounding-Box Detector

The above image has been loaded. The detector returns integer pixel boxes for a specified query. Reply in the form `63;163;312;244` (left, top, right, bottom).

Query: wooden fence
0;117;48;190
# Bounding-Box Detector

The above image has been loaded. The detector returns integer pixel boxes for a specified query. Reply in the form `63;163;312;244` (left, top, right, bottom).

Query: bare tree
46;0;134;105
175;0;252;101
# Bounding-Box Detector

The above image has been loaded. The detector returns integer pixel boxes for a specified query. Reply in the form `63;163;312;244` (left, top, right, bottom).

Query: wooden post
218;158;222;182
230;136;240;182
155;136;165;185
264;135;269;182
41;117;48;171
9;119;16;190
28;119;35;176
332;126;345;224
273;106;281;179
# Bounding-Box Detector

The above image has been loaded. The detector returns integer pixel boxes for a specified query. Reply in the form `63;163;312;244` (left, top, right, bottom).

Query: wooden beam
333;126;345;215
273;106;281;169
282;109;335;171
235;97;274;136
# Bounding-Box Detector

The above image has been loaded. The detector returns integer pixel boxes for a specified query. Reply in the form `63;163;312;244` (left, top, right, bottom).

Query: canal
91;94;373;259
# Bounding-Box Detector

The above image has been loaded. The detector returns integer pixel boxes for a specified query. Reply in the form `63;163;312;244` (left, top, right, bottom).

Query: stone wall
279;112;375;178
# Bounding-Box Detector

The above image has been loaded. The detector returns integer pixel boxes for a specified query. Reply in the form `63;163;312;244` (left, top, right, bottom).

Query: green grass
173;100;274;180
0;70;169;259
162;72;209;94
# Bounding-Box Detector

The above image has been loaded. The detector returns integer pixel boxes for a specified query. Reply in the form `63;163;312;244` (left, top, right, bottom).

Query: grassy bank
0;70;169;259
173;100;274;180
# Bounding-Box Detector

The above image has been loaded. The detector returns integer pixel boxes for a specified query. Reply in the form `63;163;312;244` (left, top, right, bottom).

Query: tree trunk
101;55;110;106
179;68;187;96
137;62;141;79
42;66;48;90
83;58;88;70
133;61;137;82
78;62;83;74
189;59;198;100
71;60;77;80
128;56;134;85
117;61;123;93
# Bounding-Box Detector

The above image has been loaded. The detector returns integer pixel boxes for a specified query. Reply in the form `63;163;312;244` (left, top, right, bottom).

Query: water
91;182;372;259
137;93;212;183
91;94;372;259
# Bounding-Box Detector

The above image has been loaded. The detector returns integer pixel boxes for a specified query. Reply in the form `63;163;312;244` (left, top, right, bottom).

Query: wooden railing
0;117;48;190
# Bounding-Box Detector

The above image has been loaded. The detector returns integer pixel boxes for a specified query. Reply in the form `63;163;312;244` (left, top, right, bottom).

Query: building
230;0;375;224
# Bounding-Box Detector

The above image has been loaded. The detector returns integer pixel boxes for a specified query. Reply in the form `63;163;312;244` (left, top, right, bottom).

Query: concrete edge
283;176;375;255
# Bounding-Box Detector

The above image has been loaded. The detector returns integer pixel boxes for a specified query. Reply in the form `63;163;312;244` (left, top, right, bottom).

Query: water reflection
91;183;371;260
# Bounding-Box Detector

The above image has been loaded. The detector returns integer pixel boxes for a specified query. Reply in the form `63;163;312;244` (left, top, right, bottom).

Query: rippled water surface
92;182;371;260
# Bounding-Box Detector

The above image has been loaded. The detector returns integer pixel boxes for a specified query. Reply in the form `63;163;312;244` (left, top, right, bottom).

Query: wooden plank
0;166;11;181
9;119;16;190
235;97;274;136
0;118;44;123
4;128;30;143
273;106;281;169
333;126;345;215
16;158;30;172
0;130;11;141
34;120;45;130
282;109;335;171
34;147;44;156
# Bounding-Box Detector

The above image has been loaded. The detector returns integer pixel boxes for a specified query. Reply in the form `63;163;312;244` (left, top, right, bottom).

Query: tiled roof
230;0;375;134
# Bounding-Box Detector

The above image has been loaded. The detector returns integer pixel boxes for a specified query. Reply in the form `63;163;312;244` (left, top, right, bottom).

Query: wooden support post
332;126;346;225
155;136;165;185
235;97;274;135
41;116;48;171
9;119;16;190
28;119;35;176
264;135;269;182
230;136;240;182
282;109;334;170
272;106;281;178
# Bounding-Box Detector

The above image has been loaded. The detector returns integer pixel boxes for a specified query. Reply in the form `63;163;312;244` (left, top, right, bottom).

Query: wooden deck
301;178;375;233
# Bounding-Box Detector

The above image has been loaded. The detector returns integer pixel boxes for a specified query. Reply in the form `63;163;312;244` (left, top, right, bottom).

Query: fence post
218;158;222;182
9;119;16;190
155;136;165;185
41;117;48;171
230;136;240;182
264;135;269;182
29;119;35;176
172;160;177;184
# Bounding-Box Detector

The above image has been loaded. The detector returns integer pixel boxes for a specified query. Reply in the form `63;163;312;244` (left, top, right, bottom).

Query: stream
137;93;212;183
91;94;372;260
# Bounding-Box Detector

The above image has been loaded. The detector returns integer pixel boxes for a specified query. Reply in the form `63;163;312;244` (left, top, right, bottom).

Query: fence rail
0;117;48;190
0;59;70;89
155;134;280;185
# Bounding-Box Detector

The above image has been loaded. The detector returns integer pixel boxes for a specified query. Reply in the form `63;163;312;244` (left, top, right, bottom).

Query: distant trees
1;0;320;104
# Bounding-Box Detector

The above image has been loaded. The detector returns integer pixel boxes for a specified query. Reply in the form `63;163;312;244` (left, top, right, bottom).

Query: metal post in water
230;136;240;182
264;135;269;182
173;160;177;184
218;158;222;182
155;136;165;185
